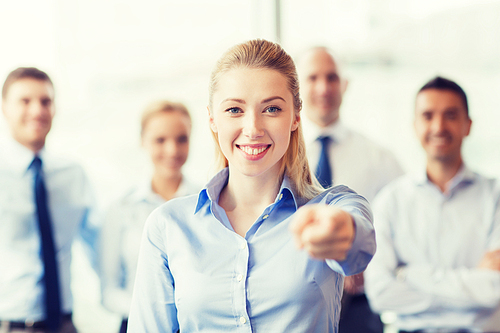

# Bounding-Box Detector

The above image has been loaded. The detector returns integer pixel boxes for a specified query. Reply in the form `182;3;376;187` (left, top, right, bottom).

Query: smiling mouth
237;145;270;155
427;135;451;146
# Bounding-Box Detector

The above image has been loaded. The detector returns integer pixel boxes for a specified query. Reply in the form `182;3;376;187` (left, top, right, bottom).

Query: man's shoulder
343;128;395;156
373;174;415;204
468;170;500;197
44;151;87;174
339;127;403;175
42;153;92;192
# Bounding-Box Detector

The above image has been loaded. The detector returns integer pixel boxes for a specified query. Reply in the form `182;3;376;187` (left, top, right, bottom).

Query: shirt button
237;274;243;282
279;193;283;200
240;242;246;250
240;316;247;324
263;214;269;219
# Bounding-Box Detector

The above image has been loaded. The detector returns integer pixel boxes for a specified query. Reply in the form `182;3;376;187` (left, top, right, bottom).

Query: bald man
298;47;404;333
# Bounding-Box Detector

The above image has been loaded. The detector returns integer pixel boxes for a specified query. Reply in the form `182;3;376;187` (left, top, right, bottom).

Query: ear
341;78;348;95
208;106;218;133
464;118;472;137
291;113;300;131
140;134;145;148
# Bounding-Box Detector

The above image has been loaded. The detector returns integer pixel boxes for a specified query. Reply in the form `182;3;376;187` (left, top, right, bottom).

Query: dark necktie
31;156;61;331
315;136;333;188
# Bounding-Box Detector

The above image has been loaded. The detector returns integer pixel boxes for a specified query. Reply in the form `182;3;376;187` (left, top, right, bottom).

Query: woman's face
142;111;191;178
209;67;299;179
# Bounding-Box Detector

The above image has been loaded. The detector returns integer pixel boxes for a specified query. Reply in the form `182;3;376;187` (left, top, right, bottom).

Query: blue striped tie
315;136;333;188
31;156;61;331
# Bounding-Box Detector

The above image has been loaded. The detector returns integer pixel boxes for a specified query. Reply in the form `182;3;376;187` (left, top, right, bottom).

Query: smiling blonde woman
128;39;376;333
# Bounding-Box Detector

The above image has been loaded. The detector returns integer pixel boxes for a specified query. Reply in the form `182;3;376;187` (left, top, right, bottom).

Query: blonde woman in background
128;39;376;333
99;101;199;333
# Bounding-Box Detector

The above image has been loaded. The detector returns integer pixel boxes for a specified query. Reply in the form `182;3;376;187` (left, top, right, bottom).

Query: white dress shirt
302;118;404;203
99;176;200;317
0;137;98;322
365;165;500;332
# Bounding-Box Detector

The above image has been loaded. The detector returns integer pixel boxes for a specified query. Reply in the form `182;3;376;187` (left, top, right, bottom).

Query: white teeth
240;146;268;155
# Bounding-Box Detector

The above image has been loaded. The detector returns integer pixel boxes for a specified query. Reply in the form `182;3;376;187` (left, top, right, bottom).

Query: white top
99;176;200;317
0;137;98;322
302;118;404;203
365;165;500;331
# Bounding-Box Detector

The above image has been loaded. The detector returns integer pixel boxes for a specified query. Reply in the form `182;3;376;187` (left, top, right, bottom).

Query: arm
77;169;101;270
399;260;500;309
98;206;132;316
290;187;376;276
364;204;440;314
400;192;500;309
127;209;179;333
365;189;500;314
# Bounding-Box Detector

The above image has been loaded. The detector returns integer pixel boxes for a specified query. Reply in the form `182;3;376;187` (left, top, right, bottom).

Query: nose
30;100;51;118
242;112;264;139
431;115;446;133
164;140;179;157
316;77;332;96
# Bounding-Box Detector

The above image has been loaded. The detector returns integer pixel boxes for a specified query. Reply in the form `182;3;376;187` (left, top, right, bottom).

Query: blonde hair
141;100;191;137
209;39;322;199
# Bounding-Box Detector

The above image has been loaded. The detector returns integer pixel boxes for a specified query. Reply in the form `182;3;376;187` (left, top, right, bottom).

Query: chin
429;152;456;163
159;167;182;177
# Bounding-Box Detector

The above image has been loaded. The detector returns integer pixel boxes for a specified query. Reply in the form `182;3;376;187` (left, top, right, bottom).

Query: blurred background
1;0;499;332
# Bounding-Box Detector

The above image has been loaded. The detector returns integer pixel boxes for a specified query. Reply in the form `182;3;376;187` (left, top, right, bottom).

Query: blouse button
278;193;283;200
240;242;246;250
240;316;247;324
262;214;269;220
237;274;243;282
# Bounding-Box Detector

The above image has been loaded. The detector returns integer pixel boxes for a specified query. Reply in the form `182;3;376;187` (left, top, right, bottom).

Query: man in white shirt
298;47;403;333
0;67;98;333
365;76;500;332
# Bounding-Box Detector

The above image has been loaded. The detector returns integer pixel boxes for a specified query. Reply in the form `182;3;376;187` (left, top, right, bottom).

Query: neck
219;166;282;236
17;139;44;153
222;170;281;209
151;170;182;201
307;113;339;129
426;156;463;193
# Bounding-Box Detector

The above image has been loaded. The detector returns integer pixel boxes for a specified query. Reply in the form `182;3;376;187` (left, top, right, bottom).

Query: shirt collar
301;116;349;145
130;175;193;204
1;136;43;175
195;168;301;214
129;178;163;204
413;163;477;190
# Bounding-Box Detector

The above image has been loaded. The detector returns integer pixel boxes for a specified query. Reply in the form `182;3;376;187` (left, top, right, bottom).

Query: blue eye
265;106;281;113
226;107;242;114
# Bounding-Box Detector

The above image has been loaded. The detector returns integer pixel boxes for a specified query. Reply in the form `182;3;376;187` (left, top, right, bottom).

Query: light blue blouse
128;168;375;333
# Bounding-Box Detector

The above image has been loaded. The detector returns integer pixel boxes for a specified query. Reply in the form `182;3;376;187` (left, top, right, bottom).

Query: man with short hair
0;67;98;333
298;47;404;333
365;76;500;332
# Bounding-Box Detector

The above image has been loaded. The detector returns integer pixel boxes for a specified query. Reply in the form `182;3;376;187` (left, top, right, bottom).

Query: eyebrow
220;98;245;105
219;96;286;106
262;96;286;103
